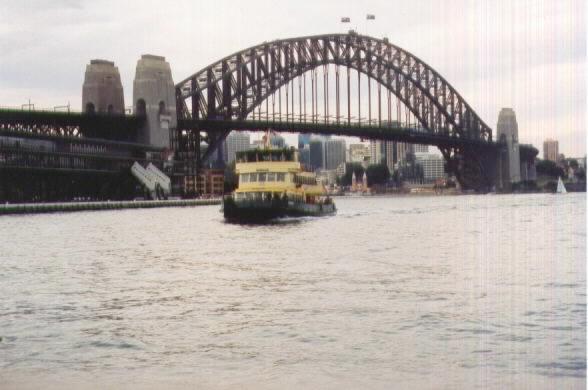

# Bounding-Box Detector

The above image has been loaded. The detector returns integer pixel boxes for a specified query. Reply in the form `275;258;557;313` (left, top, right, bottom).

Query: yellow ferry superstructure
223;147;336;221
233;150;326;204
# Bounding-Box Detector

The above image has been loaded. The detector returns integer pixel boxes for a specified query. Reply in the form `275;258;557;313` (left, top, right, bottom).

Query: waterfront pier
0;198;221;215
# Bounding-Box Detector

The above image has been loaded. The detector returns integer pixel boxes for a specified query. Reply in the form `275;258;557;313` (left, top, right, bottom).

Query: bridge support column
495;108;522;192
170;127;201;197
495;144;511;192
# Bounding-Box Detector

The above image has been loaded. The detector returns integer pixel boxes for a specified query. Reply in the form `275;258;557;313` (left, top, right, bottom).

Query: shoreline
0;198;221;215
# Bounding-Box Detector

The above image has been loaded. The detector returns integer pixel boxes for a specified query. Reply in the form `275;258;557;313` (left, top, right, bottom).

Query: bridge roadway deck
179;119;499;149
0;108;144;142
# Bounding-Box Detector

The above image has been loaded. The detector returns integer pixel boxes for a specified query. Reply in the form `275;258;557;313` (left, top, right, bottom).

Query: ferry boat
223;146;336;222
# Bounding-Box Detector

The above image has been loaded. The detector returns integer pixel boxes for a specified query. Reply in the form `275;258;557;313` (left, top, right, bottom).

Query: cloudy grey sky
0;0;585;156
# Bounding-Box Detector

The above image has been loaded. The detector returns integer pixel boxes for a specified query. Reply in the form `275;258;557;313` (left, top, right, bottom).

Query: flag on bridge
341;17;351;23
367;14;375;20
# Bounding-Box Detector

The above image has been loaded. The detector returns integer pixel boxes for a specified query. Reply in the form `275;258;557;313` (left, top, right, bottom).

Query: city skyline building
543;139;559;162
307;136;343;171
414;144;429;153
298;134;311;149
325;139;346;170
348;143;371;165
369;140;385;165
369;140;414;172
396;142;412;166
415;153;446;182
299;145;311;168
269;133;286;148
384;141;395;173
309;139;325;171
225;132;251;164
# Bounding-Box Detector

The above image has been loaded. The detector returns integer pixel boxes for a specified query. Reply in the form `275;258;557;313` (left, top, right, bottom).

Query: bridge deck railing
178;118;496;148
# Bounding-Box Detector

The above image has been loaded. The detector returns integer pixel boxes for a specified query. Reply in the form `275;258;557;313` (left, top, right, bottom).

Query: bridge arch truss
176;33;491;139
174;33;496;191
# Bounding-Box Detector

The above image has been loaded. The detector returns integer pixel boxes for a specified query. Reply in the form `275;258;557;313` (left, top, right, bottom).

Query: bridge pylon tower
82;59;125;115
133;55;177;148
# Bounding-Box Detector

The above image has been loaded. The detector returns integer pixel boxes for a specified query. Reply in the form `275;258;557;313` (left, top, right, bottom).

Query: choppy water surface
0;194;585;389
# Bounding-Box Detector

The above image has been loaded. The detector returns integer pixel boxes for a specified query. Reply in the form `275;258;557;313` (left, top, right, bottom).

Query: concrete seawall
0;199;221;215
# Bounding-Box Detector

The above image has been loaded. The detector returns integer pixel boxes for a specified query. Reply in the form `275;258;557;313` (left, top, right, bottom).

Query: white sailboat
556;176;567;194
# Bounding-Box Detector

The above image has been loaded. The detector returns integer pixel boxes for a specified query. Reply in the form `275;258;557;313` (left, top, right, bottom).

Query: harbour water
0;194;585;389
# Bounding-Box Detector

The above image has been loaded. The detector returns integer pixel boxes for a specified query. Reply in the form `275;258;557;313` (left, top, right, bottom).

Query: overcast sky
0;0;585;157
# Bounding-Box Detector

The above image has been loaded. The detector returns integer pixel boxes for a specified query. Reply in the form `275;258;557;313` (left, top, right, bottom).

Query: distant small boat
556;176;567;194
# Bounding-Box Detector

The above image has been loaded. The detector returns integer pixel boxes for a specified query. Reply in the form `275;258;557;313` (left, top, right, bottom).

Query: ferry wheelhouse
223;147;336;222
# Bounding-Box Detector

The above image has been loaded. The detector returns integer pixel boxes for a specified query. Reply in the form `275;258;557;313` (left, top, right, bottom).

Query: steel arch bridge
174;32;498;191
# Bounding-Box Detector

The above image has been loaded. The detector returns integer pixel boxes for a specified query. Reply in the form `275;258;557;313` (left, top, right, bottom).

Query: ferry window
277;173;285;181
241;174;249;183
258;173;267;182
249;173;257;182
267;173;276;182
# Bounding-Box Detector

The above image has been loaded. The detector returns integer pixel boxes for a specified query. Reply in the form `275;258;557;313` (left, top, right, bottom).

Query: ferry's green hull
223;197;335;223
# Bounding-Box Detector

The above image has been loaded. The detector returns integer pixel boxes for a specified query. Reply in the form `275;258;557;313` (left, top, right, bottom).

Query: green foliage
340;163;390;186
536;159;565;178
567;159;579;170
366;163;390;186
400;162;424;183
236;147;294;162
340;163;365;186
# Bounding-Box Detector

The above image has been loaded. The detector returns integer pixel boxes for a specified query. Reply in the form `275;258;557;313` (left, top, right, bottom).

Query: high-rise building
325;139;346;170
396;142;412;166
269;133;286;148
370;140;385;165
414;144;429;153
348;144;370;164
309;139;325;171
370;141;413;171
225;132;251;163
298;134;311;149
543;139;559;162
299;145;311;168
497;108;521;183
415;154;446;182
384;141;395;173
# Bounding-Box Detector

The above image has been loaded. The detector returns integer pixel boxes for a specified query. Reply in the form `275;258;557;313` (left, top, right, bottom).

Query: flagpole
340;16;351;33
366;14;375;37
